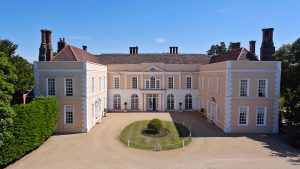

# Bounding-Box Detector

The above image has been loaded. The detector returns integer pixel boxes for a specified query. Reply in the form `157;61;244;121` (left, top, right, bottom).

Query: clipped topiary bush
147;118;162;133
0;96;59;167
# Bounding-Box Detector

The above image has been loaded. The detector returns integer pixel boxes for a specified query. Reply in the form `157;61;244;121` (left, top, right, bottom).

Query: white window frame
217;77;221;95
156;79;161;89
167;94;175;110
239;79;250;97
64;77;74;96
132;76;138;89
256;106;267;126
64;105;74;124
257;79;268;97
114;75;120;89
186;75;192;89
92;77;95;94
168;76;174;89
145;79;150;89
46;77;55;96
238;106;249;126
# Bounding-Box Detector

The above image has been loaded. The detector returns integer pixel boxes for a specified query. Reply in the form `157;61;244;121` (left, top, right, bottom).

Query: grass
119;120;191;151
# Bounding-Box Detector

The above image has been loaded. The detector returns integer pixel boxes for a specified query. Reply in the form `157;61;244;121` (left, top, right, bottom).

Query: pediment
143;66;164;72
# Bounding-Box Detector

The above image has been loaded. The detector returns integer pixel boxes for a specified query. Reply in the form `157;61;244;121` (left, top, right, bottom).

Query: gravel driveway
7;112;300;169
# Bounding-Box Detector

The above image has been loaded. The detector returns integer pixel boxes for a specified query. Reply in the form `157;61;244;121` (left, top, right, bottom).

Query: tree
276;38;300;126
9;56;34;104
0;39;18;57
206;42;228;55
0;52;17;103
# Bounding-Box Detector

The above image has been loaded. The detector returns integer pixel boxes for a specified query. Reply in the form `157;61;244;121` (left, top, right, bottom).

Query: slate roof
51;45;258;65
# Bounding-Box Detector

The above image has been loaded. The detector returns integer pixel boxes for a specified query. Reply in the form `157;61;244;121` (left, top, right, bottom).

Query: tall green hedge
0;96;59;166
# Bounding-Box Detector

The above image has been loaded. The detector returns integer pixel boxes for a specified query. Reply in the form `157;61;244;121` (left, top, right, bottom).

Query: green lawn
119;120;191;151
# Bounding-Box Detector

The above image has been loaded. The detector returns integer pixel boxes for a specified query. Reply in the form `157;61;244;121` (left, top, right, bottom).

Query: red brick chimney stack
260;28;275;61
57;38;67;53
230;42;241;50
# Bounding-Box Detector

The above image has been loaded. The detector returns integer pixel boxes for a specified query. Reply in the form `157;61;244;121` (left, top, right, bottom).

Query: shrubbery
147;118;162;133
0;96;59;166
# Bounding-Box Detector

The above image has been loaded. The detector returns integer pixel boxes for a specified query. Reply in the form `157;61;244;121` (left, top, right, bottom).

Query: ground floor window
167;94;174;110
131;94;139;110
185;94;193;110
113;94;121;110
238;106;248;126
256;106;267;126
64;105;74;124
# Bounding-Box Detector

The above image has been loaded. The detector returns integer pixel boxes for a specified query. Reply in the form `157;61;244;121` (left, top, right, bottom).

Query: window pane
114;76;120;89
132;77;138;89
258;80;266;97
168;77;174;89
240;79;248;97
187;76;192;89
47;78;55;96
65;105;73;124
239;107;248;125
65;78;73;96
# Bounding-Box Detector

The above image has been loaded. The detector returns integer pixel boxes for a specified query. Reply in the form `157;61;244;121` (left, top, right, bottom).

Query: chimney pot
129;46;138;54
169;46;178;54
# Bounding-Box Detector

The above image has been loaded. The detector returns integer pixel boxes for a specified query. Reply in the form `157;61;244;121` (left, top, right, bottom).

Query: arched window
150;76;156;89
167;94;174;110
113;94;121;110
131;94;139;110
185;94;193;110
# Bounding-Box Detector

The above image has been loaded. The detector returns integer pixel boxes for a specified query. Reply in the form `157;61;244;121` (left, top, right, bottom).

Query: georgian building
34;28;281;134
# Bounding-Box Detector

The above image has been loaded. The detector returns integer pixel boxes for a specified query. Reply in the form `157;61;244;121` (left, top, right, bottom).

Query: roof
51;45;98;63
95;54;212;64
51;45;258;65
209;48;258;63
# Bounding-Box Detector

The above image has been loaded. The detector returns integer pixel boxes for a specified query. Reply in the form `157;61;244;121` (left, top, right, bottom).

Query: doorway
147;94;159;111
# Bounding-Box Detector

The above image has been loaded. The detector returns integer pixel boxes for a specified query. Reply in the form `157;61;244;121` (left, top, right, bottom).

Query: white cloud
68;35;92;40
155;37;166;44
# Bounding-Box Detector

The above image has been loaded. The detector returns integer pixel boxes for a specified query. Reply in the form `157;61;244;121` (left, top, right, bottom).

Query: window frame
167;94;175;110
256;106;267;126
46;77;55;96
131;94;139;110
168;76;174;89
238;106;249;126
64;77;74;96
185;94;193;110
114;75;120;89
131;76;138;89
186;75;192;89
113;94;121;110
257;79;268;97
64;105;74;124
239;78;250;97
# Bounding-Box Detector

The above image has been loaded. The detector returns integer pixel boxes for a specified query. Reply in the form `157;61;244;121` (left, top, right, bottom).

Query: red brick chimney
249;40;256;54
57;38;67;53
39;29;53;61
260;28;275;61
230;42;241;50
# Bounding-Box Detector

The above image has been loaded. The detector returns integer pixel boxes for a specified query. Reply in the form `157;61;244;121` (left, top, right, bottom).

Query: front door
147;94;159;111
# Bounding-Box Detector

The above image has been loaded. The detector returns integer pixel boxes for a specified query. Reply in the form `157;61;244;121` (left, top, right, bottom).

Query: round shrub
147;118;162;133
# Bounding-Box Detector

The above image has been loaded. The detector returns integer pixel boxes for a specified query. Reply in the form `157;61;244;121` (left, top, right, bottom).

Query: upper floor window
186;76;192;89
114;75;120;89
132;77;138;89
258;79;267;97
146;76;160;89
64;105;74;124
239;79;249;97
92;77;95;93
46;78;55;96
168;77;174;89
65;78;73;96
238;106;249;126
217;77;221;95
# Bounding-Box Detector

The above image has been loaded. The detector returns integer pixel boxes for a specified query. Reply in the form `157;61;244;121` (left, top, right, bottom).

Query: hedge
0;96;59;166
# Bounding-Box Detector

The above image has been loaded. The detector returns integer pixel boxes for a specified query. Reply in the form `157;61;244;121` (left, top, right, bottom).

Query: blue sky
0;0;300;63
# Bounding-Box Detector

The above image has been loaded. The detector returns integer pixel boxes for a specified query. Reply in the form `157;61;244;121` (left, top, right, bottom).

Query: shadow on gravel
168;111;300;165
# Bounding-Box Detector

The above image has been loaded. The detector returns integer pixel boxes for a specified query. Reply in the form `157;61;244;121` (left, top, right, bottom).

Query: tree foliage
206;42;228;55
0;52;17;103
276;38;300;125
0;101;15;148
0;39;18;57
